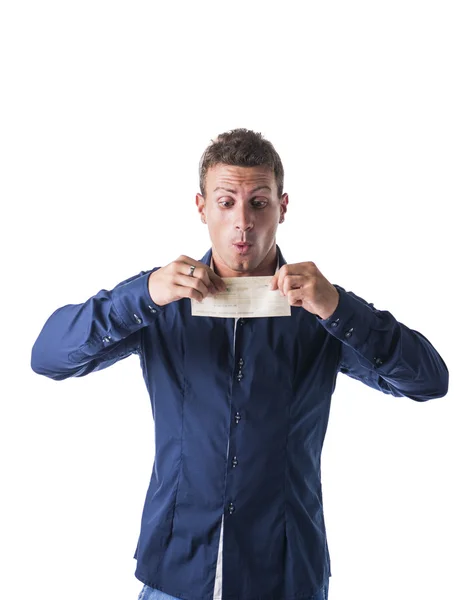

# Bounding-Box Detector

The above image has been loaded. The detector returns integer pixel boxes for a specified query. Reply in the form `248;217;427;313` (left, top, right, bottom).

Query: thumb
269;271;279;290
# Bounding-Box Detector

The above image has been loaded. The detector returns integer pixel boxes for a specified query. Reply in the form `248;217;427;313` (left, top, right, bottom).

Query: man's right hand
148;255;227;307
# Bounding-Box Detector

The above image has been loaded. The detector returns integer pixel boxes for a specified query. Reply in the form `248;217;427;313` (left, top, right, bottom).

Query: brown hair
199;128;284;198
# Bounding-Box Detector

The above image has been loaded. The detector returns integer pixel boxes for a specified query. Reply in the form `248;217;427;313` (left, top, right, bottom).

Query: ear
279;193;289;223
196;193;207;223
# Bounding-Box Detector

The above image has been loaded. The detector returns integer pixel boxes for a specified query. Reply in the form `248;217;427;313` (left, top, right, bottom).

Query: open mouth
233;243;252;254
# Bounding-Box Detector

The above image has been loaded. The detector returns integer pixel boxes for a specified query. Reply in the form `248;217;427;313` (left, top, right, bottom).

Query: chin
228;259;251;272
232;260;249;271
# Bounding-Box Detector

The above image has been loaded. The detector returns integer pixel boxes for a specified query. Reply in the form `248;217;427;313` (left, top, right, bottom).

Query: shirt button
133;313;143;324
232;456;238;468
102;335;112;343
235;412;241;424
148;304;157;314
344;327;354;338
374;357;384;366
237;372;243;381
331;318;340;328
239;319;246;326
228;503;235;514
238;358;244;367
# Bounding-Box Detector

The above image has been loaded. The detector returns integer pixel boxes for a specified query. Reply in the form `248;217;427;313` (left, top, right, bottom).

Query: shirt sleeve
316;284;449;402
31;267;163;380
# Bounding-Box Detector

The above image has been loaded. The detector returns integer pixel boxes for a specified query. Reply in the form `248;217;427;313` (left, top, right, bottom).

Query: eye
251;198;268;208
218;198;234;208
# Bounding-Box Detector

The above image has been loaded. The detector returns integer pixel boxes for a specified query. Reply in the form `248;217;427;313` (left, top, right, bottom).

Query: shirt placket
213;316;240;599
211;256;278;600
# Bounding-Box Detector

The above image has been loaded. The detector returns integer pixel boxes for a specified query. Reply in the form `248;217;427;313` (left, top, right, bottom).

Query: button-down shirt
30;245;449;600
209;254;281;600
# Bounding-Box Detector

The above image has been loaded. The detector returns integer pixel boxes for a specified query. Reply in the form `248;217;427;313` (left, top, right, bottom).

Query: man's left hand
269;262;340;320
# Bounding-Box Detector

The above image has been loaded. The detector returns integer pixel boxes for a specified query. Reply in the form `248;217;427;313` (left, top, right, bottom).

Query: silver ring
189;265;196;277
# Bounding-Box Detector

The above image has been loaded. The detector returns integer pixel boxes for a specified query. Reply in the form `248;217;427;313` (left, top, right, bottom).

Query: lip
233;243;252;254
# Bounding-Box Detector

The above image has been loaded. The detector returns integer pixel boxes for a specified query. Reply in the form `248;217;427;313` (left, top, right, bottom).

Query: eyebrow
213;185;272;194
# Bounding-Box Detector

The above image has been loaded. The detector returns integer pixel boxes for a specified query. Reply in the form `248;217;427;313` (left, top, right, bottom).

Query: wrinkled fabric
31;245;448;600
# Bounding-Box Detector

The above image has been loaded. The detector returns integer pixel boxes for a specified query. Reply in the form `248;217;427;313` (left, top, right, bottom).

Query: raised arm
31;268;162;380
31;256;226;381
317;284;449;402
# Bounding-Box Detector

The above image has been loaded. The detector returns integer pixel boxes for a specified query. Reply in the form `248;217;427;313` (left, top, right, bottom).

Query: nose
234;204;253;233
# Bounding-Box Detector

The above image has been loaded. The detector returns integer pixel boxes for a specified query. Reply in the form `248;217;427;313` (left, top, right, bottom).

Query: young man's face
196;164;288;277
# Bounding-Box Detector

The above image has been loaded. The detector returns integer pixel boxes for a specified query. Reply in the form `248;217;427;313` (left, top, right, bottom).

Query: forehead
206;164;276;192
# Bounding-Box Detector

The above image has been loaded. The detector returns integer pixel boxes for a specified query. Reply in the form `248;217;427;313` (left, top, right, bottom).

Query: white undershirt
209;255;280;599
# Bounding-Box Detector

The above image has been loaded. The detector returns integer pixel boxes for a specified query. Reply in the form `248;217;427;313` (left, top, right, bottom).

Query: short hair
199;128;284;198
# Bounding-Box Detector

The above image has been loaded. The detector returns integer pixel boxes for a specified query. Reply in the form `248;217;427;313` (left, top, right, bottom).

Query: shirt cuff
316;284;384;367
111;267;164;330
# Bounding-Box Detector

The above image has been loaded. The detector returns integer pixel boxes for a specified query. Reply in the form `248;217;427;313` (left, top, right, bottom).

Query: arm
317;285;449;402
31;267;163;380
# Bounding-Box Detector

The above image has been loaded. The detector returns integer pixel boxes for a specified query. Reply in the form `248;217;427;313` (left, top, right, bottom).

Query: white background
1;1;473;599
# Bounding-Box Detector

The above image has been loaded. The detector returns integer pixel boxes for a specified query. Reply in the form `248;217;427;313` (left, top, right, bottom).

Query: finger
282;275;307;296
287;288;304;306
275;264;311;286
270;268;286;292
178;260;207;280
173;284;206;303
179;262;215;290
207;270;227;292
175;273;210;299
178;259;226;292
275;264;293;293
269;271;279;290
197;268;224;294
176;257;209;277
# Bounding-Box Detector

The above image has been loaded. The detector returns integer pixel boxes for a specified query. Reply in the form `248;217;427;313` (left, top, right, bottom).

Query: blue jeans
137;582;329;600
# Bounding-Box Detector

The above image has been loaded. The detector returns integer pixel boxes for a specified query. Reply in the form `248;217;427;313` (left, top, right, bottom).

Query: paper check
191;276;291;318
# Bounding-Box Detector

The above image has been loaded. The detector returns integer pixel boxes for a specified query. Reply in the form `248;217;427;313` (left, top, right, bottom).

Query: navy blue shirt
31;246;449;600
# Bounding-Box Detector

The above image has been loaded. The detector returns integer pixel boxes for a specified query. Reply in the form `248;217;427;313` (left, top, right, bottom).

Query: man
31;128;449;600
